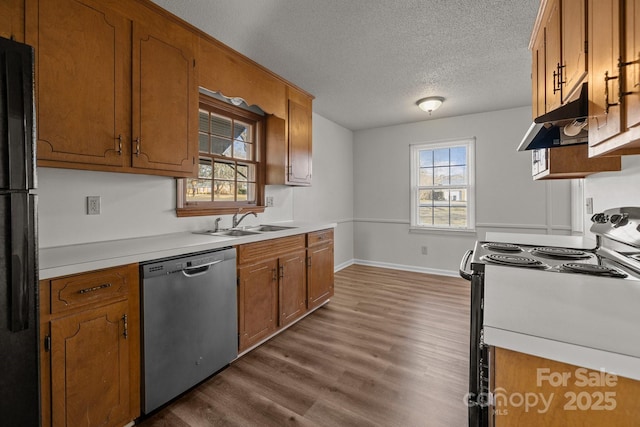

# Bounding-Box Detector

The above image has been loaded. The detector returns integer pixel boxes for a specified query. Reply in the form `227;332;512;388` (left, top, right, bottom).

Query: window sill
176;206;266;217
409;226;477;236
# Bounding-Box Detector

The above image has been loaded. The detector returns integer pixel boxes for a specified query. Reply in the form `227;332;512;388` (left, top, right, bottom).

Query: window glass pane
198;162;212;179
237;164;248;182
198;110;209;132
450;146;467;166
418;189;433;205
419;167;433;186
419;150;433;167
434;167;449;185
434;148;450;166
418;206;433;225
432;189;448;204
214;161;235;180
186;178;212;202
211;114;232;137
451;207;468;227
198;133;209;153
233;121;251;142
213;180;235;201
433;206;450;226
450;166;466;185
211;137;232;156
233;141;251;160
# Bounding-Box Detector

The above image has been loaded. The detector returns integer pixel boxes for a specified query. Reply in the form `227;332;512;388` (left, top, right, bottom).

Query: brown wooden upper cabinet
0;0;25;42
588;0;640;156
284;88;313;186
26;0;198;177
529;0;621;179
531;0;587;119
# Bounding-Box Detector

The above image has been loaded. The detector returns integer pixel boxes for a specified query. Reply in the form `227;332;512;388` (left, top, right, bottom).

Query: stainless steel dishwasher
140;247;237;413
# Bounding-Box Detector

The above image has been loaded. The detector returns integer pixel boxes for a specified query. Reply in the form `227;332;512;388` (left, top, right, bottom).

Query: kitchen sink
193;225;296;237
214;229;262;237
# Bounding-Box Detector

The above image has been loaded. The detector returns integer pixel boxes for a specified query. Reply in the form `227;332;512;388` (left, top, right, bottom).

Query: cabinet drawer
238;234;305;264
49;266;131;314
307;229;333;247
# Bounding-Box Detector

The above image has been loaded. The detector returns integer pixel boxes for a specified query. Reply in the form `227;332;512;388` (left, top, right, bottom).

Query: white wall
583;155;640;236
37;113;354;267
295;114;354;269
353;106;572;275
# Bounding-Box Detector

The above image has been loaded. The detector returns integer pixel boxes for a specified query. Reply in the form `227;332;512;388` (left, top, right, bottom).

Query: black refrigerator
0;36;40;426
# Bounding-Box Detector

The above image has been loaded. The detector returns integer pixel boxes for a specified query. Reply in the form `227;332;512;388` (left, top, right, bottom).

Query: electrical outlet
421;246;428;255
87;196;101;215
266;196;274;207
586;197;593;215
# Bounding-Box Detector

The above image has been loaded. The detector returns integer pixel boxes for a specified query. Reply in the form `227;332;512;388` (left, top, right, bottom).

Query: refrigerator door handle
2;39;35;191
9;193;35;332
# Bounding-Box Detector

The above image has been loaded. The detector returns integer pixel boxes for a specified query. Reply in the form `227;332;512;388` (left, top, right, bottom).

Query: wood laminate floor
138;264;470;427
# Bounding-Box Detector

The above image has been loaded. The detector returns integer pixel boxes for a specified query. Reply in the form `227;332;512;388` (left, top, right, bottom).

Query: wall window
176;97;265;216
410;138;475;230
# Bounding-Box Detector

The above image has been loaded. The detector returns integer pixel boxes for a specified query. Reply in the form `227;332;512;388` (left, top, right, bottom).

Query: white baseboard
338;258;459;278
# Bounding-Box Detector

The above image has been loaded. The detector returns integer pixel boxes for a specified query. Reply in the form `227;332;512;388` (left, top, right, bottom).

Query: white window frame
410;137;476;232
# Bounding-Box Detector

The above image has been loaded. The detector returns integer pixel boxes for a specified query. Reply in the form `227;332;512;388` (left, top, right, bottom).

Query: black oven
459;250;489;427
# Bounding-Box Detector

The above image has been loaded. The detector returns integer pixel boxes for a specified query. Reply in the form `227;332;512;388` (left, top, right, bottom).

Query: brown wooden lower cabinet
307;229;334;310
278;249;307;327
237;230;333;352
237;259;279;350
492;347;640;426
40;264;140;427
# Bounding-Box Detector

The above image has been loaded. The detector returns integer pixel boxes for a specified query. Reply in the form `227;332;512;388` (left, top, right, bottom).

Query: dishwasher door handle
182;259;224;277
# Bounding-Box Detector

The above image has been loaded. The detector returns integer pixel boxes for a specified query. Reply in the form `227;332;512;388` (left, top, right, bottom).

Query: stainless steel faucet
213;217;222;232
232;211;257;228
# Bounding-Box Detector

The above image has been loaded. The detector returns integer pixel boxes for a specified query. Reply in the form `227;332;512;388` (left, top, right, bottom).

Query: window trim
409;137;476;232
176;96;266;217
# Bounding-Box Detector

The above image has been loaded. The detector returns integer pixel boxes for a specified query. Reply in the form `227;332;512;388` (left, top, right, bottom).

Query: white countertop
39;221;336;280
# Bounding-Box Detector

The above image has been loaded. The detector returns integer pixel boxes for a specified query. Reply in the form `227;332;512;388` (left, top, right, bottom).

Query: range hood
517;83;589;151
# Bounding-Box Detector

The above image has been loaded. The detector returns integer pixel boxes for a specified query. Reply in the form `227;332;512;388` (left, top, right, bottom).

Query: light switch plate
586;197;593;215
266;196;274;207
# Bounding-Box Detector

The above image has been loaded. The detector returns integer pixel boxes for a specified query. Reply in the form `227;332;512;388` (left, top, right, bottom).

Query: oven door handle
459;249;474;281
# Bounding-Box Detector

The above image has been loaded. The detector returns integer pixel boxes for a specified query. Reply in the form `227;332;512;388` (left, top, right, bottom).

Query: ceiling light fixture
417;96;445;115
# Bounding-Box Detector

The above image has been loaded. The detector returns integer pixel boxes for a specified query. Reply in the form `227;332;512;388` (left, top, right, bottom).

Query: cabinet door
561;0;588;102
1;0;24;42
531;29;546;119
238;260;278;351
588;0;623;150
279;250;307;327
287;99;312;185
307;244;334;310
27;0;130;167
544;0;562;112
50;300;130;427
625;0;640;131
131;15;197;176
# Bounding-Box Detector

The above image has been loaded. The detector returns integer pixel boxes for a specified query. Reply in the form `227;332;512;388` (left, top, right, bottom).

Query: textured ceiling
151;0;539;131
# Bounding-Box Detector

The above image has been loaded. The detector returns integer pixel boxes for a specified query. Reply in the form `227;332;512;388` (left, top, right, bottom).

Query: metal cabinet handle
135;137;140;156
604;70;619;114
553;63;565;94
272;268;277;281
279;265;284;279
116;135;123;155
122;314;128;339
78;283;111;294
606;56;640;114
